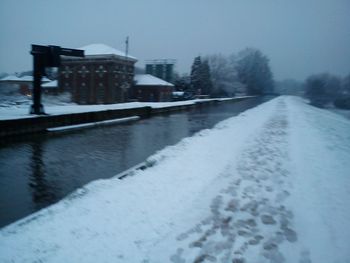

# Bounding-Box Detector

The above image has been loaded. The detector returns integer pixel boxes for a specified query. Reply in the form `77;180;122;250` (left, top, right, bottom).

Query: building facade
59;44;137;104
132;74;174;102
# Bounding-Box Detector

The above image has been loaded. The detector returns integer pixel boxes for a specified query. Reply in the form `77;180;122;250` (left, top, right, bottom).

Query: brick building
59;44;137;104
132;74;174;102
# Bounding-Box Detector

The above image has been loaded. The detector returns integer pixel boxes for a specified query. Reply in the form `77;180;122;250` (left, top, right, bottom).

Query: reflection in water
0;97;272;228
29;142;57;208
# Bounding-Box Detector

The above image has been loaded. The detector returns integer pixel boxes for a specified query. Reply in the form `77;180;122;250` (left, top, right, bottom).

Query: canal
0;97;272;228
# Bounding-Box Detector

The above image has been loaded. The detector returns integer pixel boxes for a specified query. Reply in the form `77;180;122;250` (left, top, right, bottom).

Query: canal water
0;97;272;228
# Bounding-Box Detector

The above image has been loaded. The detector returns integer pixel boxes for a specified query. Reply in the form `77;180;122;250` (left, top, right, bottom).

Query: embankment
0;98;249;139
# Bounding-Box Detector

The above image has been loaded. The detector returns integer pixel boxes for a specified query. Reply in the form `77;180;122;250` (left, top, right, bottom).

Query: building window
80;83;88;104
97;83;105;104
95;65;107;78
64;82;70;92
78;65;90;78
61;66;73;78
111;83;119;101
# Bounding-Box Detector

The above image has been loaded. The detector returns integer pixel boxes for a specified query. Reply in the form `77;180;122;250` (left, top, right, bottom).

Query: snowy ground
0;96;241;120
330;108;350;120
0;96;349;263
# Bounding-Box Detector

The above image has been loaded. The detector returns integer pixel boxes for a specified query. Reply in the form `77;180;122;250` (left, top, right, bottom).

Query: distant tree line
174;47;275;98
304;73;350;109
274;79;304;96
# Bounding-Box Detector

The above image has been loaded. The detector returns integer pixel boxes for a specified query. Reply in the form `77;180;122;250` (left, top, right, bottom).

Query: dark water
0;97;272;228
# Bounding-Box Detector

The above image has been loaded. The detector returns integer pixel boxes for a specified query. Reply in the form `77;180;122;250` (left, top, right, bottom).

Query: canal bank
0;97;249;139
2;96;349;263
0;96;270;228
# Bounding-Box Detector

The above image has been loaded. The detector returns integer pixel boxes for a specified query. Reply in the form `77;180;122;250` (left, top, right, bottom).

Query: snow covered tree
235;48;274;95
334;73;350;109
341;73;350;95
174;73;191;91
201;60;213;95
190;56;202;95
206;54;237;97
190;56;212;96
305;73;341;107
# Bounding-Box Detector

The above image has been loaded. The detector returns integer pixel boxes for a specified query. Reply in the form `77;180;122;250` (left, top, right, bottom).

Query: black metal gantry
30;45;84;115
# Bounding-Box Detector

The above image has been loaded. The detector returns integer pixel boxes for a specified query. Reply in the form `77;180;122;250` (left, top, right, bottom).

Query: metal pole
125;36;129;59
122;36;130;102
30;54;45;114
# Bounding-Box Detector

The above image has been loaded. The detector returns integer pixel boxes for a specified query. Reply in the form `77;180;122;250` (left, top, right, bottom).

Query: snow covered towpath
1;96;349;263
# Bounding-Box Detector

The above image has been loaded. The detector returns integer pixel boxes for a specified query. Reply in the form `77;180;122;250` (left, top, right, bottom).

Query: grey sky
1;0;349;81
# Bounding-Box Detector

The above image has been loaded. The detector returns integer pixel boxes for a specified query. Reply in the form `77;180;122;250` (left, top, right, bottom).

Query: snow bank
47;116;140;132
0;97;250;120
18;76;51;82
286;98;350;263
0;96;274;262
42;80;57;88
0;96;349;263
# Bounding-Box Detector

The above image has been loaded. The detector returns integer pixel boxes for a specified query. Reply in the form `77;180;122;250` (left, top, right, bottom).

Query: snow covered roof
42;80;58;88
0;75;22;82
19;76;51;82
173;91;185;96
19;76;33;81
134;74;174;87
79;43;137;61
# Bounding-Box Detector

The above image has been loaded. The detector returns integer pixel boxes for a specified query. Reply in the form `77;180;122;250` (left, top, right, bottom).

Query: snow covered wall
0;96;349;263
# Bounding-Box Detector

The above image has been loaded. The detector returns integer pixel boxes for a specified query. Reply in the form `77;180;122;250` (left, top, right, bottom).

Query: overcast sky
0;0;349;81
